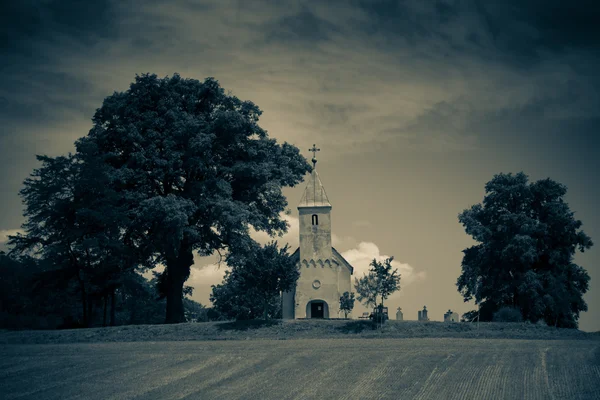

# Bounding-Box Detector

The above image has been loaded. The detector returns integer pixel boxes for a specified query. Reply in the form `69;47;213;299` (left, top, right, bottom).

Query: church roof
332;247;354;274
298;167;331;208
290;247;354;275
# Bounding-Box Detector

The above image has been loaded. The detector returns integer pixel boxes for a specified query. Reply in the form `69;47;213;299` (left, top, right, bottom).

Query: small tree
354;272;378;309
354;257;401;325
370;257;401;309
339;291;355;318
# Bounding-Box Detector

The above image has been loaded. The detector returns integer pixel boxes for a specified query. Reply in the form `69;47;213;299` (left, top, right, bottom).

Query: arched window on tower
312;214;319;225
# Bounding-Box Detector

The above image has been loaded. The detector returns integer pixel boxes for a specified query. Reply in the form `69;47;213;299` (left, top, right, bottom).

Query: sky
1;0;599;331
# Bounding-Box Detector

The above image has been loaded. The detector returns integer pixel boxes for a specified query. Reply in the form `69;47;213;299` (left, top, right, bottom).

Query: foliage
339;291;355;318
183;298;208;322
354;273;379;309
354;257;401;309
493;307;523;323
6;153;137;327
205;307;228;321
354;257;400;326
370;257;401;306
460;310;479;323
211;241;297;320
72;73;311;323
0;250;204;329
458;172;593;328
210;270;281;321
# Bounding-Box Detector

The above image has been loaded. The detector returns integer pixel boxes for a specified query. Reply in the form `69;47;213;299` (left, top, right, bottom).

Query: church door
311;302;324;318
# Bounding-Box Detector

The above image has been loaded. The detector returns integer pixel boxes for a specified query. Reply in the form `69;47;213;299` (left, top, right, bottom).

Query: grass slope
0;319;598;344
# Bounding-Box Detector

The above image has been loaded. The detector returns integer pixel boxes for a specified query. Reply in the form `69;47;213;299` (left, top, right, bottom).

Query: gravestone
444;309;459;322
396;307;403;321
418;306;429;321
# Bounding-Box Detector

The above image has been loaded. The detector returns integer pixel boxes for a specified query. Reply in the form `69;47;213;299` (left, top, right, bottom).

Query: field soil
1;338;599;399
0;319;598;344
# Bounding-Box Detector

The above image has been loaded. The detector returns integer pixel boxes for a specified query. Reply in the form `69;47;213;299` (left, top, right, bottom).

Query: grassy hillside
1;319;598;344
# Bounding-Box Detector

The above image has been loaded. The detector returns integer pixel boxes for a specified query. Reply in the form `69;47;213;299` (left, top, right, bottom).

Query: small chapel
282;145;354;319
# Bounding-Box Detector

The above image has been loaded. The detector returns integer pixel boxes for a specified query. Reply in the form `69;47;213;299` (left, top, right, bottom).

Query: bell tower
298;144;332;263
282;144;353;320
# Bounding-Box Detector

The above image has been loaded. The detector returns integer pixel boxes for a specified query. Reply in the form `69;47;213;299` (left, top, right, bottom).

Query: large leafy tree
76;73;310;323
458;172;593;328
8;153;137;327
211;241;298;320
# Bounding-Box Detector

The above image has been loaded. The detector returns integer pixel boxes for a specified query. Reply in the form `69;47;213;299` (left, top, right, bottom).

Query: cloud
0;229;22;244
187;262;228;290
3;0;599;163
2;0;600;246
341;241;426;288
250;213;300;250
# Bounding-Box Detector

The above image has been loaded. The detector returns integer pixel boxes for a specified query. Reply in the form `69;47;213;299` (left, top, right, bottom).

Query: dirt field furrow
2;338;599;400
3;352;165;400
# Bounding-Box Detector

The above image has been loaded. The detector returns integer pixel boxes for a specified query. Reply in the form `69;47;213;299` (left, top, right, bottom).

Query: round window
312;280;321;289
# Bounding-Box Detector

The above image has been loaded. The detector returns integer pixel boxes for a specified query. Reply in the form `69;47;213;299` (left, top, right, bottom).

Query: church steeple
298;144;331;208
298;144;332;262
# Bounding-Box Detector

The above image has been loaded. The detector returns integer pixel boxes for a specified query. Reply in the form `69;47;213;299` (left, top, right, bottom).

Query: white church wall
295;262;342;318
298;207;333;261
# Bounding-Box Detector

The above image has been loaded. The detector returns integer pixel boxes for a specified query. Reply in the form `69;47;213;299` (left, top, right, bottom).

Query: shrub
493;307;523;322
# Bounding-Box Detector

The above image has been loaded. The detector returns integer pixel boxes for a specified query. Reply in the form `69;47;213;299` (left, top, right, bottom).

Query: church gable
332;247;354;274
291;246;353;274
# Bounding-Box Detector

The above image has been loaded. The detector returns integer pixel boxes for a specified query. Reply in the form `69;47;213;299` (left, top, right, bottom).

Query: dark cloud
1;0;120;52
477;1;600;53
263;7;338;45
350;0;600;67
0;71;97;132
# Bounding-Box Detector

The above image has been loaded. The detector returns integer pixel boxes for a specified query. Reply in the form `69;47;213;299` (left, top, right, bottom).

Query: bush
493;307;523;322
461;310;479;322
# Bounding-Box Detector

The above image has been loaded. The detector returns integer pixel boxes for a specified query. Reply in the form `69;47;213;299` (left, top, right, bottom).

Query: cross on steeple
309;144;320;167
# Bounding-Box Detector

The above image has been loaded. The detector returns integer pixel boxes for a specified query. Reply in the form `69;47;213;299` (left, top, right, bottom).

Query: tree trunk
87;295;93;328
110;288;116;326
129;293;137;325
263;297;268;321
77;273;88;327
165;248;193;324
165;273;186;323
103;295;108;327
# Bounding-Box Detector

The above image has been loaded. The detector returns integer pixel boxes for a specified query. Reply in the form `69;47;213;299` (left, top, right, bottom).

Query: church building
282;145;354;319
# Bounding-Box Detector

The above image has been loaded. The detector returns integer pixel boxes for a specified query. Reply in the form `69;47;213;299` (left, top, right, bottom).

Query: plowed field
1;338;599;399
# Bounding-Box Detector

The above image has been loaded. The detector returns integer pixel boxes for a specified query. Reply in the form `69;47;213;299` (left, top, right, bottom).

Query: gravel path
1;338;599;399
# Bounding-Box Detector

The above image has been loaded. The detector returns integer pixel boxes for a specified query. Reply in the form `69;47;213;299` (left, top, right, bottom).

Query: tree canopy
211;241;298;320
457;172;593;328
73;73;310;323
9;73;311;324
7;154;131;326
339;291;355;319
354;257;401;310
